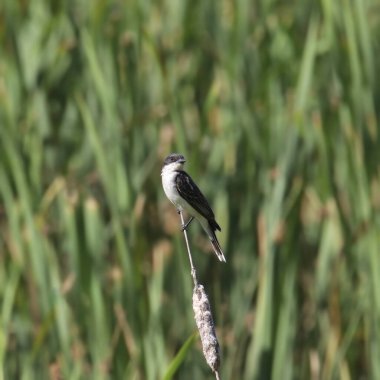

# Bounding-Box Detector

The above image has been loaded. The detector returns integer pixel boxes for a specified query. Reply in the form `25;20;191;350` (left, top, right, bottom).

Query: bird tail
208;221;226;263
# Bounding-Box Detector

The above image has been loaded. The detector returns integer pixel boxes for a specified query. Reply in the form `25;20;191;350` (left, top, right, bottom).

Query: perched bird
161;153;226;262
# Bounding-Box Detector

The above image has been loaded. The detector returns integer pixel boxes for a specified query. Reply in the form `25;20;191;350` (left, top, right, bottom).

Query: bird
161;153;226;262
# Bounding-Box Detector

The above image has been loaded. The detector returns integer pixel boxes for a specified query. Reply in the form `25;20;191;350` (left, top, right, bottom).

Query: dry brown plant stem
179;211;198;286
178;211;221;379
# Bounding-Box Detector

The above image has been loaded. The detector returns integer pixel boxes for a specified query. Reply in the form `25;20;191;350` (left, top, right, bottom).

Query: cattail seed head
192;284;221;372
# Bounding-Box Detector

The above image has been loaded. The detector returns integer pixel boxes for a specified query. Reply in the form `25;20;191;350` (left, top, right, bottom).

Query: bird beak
179;159;186;164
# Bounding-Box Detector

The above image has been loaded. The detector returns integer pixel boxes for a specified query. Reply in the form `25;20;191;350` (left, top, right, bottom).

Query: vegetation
1;0;379;379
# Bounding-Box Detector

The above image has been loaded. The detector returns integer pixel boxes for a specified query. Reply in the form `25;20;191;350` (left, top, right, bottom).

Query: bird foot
181;216;194;231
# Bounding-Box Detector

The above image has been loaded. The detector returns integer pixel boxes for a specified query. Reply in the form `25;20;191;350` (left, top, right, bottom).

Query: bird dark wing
175;170;215;220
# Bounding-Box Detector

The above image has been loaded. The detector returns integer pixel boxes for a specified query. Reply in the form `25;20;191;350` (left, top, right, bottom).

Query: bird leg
181;216;194;231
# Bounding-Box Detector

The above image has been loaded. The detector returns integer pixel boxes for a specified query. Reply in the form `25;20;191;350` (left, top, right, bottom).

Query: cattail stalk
178;211;221;378
193;284;221;374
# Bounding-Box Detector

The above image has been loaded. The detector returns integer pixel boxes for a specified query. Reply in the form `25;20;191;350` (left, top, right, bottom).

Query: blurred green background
1;0;380;379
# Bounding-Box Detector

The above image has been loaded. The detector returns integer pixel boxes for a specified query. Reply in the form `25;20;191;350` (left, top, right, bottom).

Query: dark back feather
175;170;216;221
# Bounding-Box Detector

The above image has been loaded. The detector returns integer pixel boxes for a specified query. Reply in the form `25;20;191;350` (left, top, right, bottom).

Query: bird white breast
161;163;183;210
